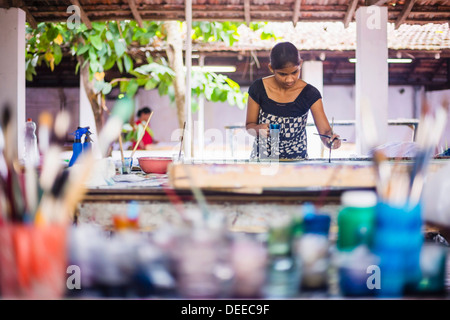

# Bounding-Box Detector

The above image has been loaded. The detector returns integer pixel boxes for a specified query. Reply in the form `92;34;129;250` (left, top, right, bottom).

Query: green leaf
227;91;236;106
81;58;89;70
116;58;123;73
123;54;133;73
120;80;128;93
88;47;97;63
102;82;112;95
191;99;199;113
90;34;103;50
105;42;112;56
53;43;62;65
94;80;105;93
31;54;39;67
158;81;169;96
200;22;211;34
76;44;90;55
91;22;106;33
114;39;126;58
225;77;239;89
46;26;59;42
219;90;228;102
144;78;158;90
126;79;139;97
136;78;147;86
75;61;80;75
97;43;107;57
211;87;222;101
89;60;99;73
103;56;116;71
105;30;113;41
26;71;33;81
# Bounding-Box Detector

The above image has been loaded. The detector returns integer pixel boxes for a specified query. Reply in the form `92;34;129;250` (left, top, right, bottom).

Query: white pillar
0;8;26;160
355;6;388;155
79;74;101;159
184;0;193;160
302;60;324;158
302;61;323;96
197;55;205;159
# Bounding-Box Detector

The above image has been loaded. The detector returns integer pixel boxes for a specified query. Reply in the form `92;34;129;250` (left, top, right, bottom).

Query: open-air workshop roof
2;0;449;89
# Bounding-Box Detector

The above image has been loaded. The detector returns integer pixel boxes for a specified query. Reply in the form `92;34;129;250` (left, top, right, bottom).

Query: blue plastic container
373;201;423;297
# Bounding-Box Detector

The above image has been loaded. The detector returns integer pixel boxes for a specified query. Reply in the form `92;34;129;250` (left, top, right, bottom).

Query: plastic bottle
294;203;331;295
269;123;280;158
23;118;40;167
337;190;377;251
69;127;92;167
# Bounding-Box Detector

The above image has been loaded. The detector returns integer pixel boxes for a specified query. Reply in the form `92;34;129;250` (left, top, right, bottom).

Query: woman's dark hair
137;106;152;117
270;42;301;70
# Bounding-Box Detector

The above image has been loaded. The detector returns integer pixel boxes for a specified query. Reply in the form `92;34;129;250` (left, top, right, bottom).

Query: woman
245;41;341;160
133;106;158;150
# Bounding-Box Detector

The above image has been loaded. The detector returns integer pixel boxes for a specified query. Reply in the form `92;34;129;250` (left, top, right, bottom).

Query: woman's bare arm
310;99;341;149
246;96;269;138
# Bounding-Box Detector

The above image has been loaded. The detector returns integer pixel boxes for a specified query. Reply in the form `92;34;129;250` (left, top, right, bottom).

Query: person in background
133;106;158;150
245;41;341;160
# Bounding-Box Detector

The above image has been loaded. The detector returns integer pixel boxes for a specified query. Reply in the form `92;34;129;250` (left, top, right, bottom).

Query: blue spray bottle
69;127;93;167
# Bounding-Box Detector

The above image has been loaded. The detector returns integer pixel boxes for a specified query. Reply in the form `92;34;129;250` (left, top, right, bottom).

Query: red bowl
137;157;173;174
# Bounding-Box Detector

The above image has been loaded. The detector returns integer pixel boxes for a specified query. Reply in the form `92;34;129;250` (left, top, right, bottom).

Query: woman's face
270;63;301;89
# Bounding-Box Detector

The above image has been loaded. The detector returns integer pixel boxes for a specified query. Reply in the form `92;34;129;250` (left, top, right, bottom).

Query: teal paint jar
337;190;377;251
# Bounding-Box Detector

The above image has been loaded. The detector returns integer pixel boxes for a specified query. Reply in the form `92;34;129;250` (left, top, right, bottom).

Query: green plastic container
337;190;377;251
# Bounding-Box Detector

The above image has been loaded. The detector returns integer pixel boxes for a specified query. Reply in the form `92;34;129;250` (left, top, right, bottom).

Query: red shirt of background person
133;106;158;150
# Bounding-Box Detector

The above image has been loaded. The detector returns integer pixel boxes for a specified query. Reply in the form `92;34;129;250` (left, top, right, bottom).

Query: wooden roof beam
244;0;251;26
70;0;92;30
395;0;415;29
366;0;389;6
343;0;358;28
1;0;37;28
292;0;301;28
18;0;37;28
126;0;143;28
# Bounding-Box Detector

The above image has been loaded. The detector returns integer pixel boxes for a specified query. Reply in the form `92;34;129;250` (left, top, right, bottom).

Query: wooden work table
77;157;450;235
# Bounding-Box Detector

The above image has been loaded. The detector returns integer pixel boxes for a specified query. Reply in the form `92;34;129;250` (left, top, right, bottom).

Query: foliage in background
24;21;273;111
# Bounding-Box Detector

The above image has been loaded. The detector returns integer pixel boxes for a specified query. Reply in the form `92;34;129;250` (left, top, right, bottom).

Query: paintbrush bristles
54;110;70;142
38;111;53;154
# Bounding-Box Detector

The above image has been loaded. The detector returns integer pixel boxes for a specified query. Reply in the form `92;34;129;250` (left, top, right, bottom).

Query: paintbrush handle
314;133;347;141
118;134;125;162
130;111;153;159
178;122;186;160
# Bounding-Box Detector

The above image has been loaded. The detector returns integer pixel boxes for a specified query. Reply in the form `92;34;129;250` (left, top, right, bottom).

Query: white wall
26;87;80;143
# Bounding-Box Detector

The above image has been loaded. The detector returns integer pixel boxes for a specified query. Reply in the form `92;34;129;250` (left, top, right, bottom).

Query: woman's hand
257;123;270;138
328;133;341;149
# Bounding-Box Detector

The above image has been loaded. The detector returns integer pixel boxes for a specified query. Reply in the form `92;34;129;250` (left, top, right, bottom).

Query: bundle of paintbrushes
0;97;134;226
373;98;449;207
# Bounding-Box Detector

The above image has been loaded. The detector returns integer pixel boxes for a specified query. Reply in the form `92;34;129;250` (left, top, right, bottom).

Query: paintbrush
34;145;66;224
1;105;26;222
34;110;71;224
408;98;449;206
314;133;347;141
372;149;391;200
178;121;186;161
130;111;153;161
23;112;53;219
328;117;334;163
118;133;125;163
